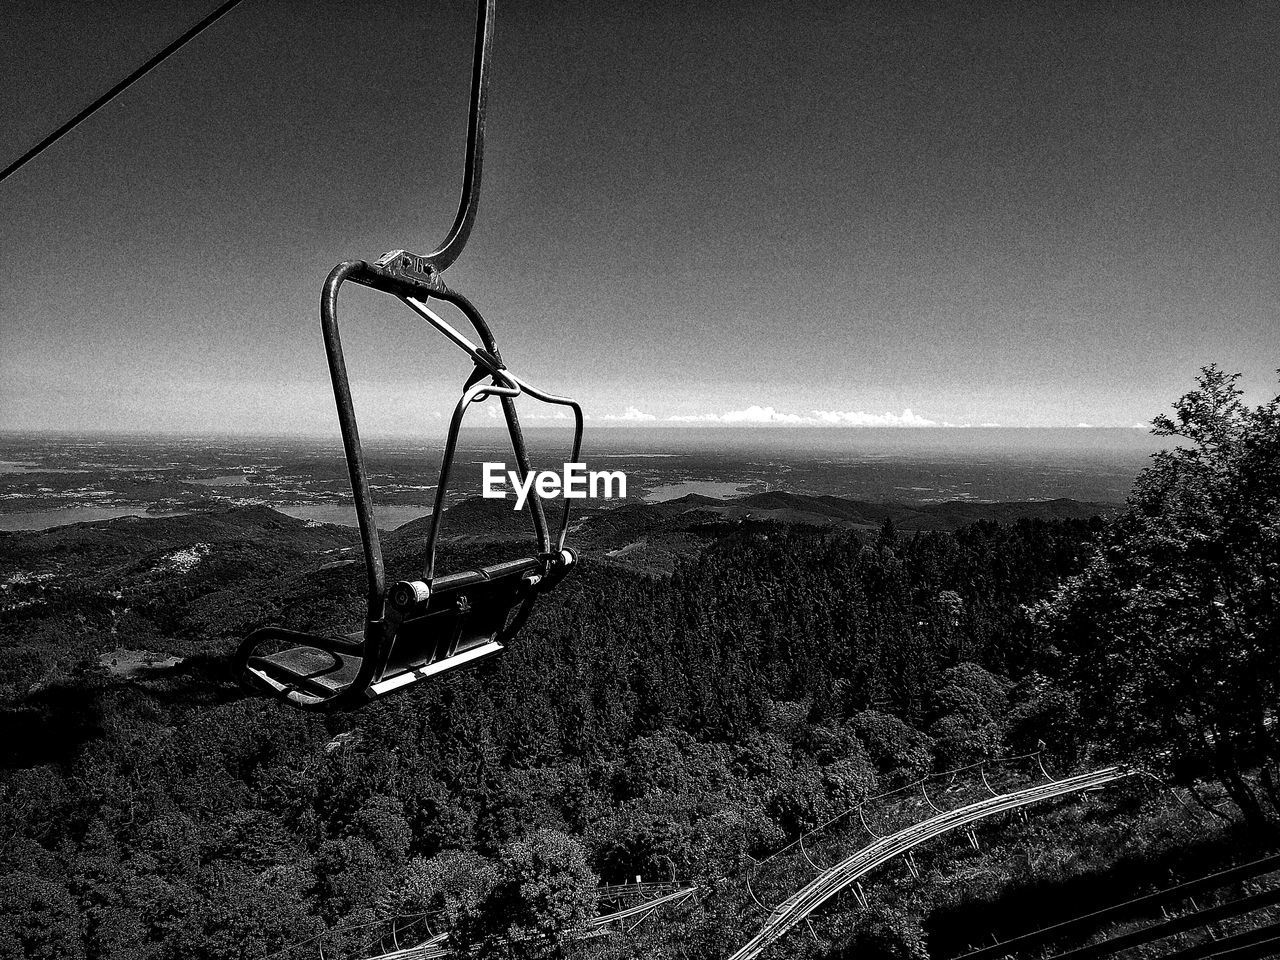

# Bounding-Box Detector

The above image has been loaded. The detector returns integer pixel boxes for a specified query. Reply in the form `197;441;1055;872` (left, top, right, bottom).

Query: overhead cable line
0;0;249;186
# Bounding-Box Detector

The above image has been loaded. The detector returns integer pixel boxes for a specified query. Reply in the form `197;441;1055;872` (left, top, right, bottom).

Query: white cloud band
599;404;938;426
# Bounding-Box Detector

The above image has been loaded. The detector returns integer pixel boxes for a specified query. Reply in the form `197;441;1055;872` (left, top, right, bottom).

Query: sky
1;0;1277;436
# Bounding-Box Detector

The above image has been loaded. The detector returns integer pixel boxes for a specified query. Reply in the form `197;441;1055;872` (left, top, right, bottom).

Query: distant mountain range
385;490;1116;574
639;490;1115;529
0;492;1116;694
0;492;1116;596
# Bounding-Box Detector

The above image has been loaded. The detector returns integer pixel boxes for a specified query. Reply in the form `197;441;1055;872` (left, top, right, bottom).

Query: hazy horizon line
0;424;1158;440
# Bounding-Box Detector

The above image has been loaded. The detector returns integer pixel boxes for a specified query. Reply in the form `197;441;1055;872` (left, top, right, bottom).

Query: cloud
667;405;801;424
664;405;938;427
667;405;811;424
599;405;658;422
811;407;937;427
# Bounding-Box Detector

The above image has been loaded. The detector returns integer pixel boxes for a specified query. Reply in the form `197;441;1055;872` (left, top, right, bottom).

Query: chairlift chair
236;0;582;710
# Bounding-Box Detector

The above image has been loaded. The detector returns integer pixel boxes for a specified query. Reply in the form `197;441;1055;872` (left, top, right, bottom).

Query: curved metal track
368;884;699;960
727;766;1135;960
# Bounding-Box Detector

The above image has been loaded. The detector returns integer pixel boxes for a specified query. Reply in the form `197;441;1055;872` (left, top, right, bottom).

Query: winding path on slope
728;766;1136;960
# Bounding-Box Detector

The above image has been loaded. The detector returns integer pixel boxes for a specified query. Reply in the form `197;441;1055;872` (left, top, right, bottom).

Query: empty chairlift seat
239;553;574;709
234;253;582;712
233;258;582;713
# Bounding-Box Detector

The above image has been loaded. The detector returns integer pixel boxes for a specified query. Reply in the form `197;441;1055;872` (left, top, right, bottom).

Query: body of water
644;480;756;502
189;474;251;486
273;503;434;530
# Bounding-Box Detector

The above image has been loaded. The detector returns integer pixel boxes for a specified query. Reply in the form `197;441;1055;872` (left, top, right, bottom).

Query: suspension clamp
366;249;449;296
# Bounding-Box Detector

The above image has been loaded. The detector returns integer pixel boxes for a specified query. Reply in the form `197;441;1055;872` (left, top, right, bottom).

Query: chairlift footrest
239;629;508;711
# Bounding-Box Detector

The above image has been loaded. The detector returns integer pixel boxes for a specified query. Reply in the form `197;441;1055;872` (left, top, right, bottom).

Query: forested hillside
0;499;1104;957
1;368;1275;960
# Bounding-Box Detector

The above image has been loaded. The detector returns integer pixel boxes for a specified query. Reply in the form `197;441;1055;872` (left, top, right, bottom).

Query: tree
852;710;934;780
824;904;928;960
456;830;598;959
313;838;389;923
164;868;317;960
589;810;695;884
928;663;1009;767
349;795;412;866
392;849;496;928
0;874;85;960
1035;366;1280;827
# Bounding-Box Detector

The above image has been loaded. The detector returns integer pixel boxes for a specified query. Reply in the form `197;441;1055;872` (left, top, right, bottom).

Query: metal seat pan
245;636;505;708
239;557;542;708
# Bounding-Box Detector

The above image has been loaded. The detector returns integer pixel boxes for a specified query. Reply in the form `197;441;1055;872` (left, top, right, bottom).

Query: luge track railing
727;765;1136;960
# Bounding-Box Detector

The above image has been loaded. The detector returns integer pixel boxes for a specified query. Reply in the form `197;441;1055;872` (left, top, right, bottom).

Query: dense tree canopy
0;504;1107;958
1037;367;1280;826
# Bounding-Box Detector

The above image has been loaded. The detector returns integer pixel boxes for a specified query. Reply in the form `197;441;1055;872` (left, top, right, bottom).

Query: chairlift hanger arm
332;0;493;294
426;0;495;272
359;0;492;280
